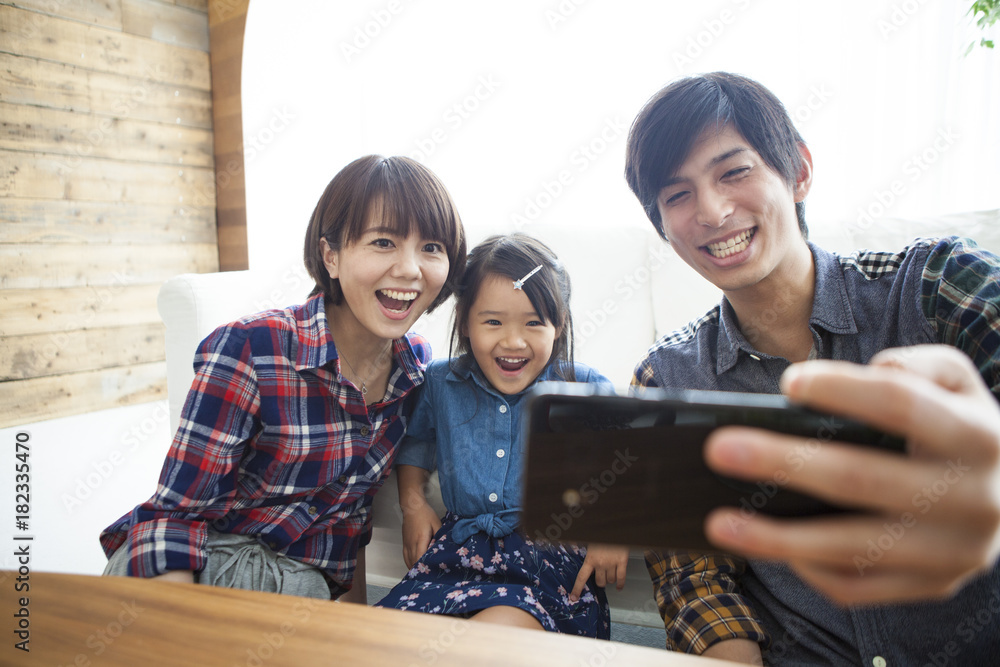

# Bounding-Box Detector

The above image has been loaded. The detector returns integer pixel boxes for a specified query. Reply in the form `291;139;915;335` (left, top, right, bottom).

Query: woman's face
322;211;450;341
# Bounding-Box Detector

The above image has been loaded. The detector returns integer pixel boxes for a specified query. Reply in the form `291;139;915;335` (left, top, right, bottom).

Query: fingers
780;347;1000;464
569;563;592;601
704;427;991;524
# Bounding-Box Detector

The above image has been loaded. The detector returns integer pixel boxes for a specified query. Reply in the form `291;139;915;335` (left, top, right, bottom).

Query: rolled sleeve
646;549;768;653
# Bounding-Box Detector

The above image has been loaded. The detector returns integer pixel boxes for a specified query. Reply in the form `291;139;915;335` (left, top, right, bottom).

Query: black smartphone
520;382;906;551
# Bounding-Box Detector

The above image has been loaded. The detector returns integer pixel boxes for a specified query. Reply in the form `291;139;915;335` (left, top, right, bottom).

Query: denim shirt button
499;405;508;414
872;657;886;667
488;492;498;502
496;449;505;458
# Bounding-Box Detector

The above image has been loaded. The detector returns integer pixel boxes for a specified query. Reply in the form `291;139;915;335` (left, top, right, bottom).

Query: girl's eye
527;320;545;327
484;319;501;326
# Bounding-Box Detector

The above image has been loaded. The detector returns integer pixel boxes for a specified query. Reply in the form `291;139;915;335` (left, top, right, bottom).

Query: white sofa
156;213;1000;628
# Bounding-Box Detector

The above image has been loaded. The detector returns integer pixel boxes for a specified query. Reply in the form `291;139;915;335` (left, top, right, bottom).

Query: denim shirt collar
715;242;858;373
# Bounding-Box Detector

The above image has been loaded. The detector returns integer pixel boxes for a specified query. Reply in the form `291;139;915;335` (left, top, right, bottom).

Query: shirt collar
294;293;426;388
714;242;857;373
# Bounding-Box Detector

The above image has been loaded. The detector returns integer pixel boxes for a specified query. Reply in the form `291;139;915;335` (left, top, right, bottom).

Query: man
624;72;1000;664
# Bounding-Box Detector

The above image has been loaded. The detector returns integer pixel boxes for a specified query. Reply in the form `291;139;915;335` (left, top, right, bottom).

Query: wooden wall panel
0;0;217;428
208;0;249;271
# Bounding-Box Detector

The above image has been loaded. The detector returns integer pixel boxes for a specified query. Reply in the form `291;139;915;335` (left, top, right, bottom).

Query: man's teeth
706;229;754;258
379;289;417;301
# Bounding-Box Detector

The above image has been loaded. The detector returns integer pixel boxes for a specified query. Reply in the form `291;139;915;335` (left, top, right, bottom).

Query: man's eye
723;167;750;179
663;191;687;206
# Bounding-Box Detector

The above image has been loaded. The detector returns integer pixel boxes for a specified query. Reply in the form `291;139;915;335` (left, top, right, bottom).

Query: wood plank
122;0;209;51
0;101;214;167
0;0;123;30
0;4;211;90
0;361;167;428
0;199;217;244
176;0;209;12
0;150;217;206
0;53;213;128
0;322;165;381
1;283;164;337
208;0;249;271
0;242;219;289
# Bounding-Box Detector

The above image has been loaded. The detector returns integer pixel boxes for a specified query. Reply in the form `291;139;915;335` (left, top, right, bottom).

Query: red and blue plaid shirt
100;293;431;590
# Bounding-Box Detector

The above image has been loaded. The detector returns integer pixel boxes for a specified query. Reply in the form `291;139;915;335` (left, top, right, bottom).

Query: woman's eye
372;237;394;248
423;241;444;253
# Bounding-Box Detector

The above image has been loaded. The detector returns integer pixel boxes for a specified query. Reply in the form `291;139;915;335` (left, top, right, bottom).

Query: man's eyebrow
661;147;749;189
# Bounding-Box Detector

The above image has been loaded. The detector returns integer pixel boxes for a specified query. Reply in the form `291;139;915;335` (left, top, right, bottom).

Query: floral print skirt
376;512;610;639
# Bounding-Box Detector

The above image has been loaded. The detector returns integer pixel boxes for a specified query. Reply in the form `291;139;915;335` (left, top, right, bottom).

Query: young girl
100;155;466;603
377;233;629;637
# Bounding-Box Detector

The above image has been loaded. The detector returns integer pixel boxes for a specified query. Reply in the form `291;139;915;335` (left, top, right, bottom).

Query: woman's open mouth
376;288;418;313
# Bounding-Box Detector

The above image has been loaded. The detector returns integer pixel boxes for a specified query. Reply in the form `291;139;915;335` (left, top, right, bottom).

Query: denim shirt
637;238;1000;665
397;356;612;543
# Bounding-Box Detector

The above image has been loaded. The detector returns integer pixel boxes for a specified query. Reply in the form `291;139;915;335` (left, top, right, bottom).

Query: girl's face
323;212;450;341
465;273;559;395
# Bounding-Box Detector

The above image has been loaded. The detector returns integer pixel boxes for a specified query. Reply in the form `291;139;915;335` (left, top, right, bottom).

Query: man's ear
320;238;339;280
794;142;814;203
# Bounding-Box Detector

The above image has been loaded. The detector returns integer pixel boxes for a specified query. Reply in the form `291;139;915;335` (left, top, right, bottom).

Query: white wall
240;0;1000;275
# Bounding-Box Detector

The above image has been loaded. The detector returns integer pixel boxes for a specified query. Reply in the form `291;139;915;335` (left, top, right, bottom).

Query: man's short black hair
625;72;808;239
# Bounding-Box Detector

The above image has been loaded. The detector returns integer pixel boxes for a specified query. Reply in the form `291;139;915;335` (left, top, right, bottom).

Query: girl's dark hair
451;233;576;381
625;72;808;239
303;155;467;312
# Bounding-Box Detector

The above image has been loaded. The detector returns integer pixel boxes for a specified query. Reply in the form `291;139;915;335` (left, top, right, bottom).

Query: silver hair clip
513;264;543;290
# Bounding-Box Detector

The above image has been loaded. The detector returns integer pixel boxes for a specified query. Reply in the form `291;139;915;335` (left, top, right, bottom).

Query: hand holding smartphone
520;383;905;551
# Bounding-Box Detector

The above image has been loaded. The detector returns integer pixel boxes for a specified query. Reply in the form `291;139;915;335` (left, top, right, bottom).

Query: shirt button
496;449;505;458
488;493;498;502
499;405;508;414
872;657;886;667
360;426;370;436
268;541;277;549
338;475;347;484
308;506;318;515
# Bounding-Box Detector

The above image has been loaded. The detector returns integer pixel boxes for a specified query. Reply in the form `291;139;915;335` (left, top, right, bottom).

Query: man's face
655;124;811;296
